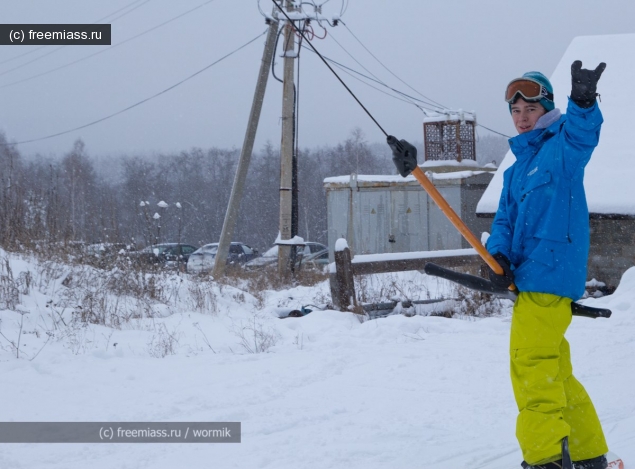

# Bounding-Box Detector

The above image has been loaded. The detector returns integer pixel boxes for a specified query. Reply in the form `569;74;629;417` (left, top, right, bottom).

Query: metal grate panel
424;120;476;162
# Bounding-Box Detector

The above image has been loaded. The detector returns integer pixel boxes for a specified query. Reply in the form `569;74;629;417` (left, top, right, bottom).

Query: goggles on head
505;78;554;104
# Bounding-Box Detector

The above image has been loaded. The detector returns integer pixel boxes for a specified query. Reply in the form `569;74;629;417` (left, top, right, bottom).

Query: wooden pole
212;17;279;278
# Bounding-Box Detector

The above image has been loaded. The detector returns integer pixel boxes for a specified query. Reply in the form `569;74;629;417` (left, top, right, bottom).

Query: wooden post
331;246;357;312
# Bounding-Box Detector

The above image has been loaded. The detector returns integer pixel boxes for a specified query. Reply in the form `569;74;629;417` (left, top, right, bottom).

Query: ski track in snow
0;251;633;469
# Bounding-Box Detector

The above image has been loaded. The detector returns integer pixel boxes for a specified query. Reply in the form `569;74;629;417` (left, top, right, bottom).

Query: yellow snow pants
510;292;608;465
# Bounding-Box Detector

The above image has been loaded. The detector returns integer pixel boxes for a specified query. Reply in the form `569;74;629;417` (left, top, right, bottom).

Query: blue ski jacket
486;98;603;300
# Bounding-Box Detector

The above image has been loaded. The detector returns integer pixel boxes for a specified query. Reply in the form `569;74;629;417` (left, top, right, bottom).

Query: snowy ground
0;249;633;469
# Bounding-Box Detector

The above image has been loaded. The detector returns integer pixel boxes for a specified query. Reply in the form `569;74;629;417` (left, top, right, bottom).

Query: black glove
571;60;606;108
488;253;515;289
387;135;418;177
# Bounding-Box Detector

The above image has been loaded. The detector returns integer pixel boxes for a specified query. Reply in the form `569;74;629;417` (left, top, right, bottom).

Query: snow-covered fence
330;240;482;312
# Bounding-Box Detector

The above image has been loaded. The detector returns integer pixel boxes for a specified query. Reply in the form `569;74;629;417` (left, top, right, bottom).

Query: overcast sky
1;0;634;159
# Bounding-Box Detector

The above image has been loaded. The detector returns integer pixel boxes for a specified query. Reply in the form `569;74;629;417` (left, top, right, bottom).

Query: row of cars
118;241;329;273
236;242;328;271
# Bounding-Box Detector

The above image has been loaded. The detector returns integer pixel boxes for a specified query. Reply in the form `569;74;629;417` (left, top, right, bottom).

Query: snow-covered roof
423;110;476;123
477;33;635;215
324;169;491;187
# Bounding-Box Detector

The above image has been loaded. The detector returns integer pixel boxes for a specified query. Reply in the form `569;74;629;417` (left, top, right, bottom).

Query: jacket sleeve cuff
566;97;603;131
485;241;510;261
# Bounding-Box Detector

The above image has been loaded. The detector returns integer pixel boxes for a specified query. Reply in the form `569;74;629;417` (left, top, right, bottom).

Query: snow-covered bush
231;312;281;354
454;286;509;318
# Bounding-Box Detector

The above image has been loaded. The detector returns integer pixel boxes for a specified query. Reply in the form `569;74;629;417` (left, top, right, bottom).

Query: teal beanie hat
508;71;555;113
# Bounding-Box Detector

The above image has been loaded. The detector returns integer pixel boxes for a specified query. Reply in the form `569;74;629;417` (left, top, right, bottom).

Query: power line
477;124;511;139
302;45;512;139
326;29;446;113
0;46;66;78
301;44;442;113
107;0;152;23
0;0;152;76
340;20;448;110
0;45;46;67
324;22;513;138
2;30;266;147
268;1;511;140
0;0;219;90
327;58;431;110
340;0;349;17
93;0;147;23
271;24;284;83
0;0;145;67
272;0;388;137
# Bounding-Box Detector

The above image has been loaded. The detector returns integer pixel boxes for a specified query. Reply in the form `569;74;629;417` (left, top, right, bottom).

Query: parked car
245;242;327;270
299;248;329;270
186;242;259;274
130;243;198;269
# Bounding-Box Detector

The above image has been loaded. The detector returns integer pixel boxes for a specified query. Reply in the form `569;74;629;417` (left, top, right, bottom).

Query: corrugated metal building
323;166;494;260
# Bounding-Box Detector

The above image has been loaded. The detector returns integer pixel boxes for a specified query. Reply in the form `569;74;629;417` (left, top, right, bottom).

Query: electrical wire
302;45;512;138
340;20;448;111
326;29;444;114
313;17;513;138
272;0;388;137
257;0;272;19
0;0;146;67
0;46;46;67
269;2;512;140
0;0;153;77
93;0;147;23
301;44;441;113
476;124;511;139
107;0;152;23
340;0;349;17
1;30;266;147
295;22;305;163
0;48;64;78
271;24;284;83
0;0;218;90
317;50;431;110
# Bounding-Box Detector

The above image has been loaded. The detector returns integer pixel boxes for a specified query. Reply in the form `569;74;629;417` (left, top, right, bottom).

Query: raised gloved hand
571;60;606;108
488;253;515;289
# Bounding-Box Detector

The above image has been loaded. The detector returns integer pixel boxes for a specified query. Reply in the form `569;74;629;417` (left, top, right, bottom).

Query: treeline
0;130;507;253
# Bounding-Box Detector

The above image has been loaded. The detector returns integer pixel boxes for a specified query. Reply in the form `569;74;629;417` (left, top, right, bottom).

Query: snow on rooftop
324;168;490;185
275;235;305;246
423;110;476;123
478;33;635;215
420;159;489;168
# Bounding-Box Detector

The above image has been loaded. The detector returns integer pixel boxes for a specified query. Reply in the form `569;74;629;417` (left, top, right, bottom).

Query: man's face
510;98;547;134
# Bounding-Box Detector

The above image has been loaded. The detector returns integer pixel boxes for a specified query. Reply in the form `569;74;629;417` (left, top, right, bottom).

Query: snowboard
607;451;625;469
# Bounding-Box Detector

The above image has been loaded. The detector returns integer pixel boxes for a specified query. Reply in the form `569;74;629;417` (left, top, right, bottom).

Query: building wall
325;172;493;260
588;217;635;291
460;175;495;249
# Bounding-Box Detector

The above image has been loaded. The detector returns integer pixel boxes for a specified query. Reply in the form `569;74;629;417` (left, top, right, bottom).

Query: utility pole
212;14;279;279
277;0;296;278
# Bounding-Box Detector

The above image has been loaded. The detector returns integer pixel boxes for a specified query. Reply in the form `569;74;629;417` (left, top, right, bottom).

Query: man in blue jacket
486;62;608;469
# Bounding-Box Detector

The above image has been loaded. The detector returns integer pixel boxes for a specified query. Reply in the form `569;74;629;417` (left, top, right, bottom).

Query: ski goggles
504;78;554;104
